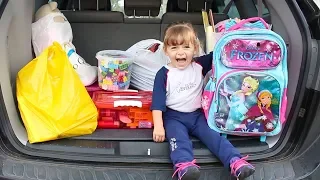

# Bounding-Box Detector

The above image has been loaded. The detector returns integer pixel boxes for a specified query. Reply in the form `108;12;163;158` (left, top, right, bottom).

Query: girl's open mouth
176;58;186;62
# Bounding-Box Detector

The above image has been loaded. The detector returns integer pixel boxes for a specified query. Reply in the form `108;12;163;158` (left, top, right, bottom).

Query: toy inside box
92;91;153;129
96;50;133;91
85;81;137;98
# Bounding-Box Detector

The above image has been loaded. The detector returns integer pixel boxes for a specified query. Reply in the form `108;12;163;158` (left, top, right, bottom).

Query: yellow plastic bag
16;42;98;143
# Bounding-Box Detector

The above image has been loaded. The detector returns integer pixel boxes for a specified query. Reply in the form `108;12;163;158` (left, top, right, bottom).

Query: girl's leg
163;111;200;179
164;118;193;165
190;113;241;168
190;112;255;179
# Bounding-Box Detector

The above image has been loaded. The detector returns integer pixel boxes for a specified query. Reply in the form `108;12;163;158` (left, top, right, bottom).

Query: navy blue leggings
163;108;241;168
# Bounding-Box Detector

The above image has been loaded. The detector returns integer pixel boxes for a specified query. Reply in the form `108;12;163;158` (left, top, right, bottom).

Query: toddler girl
151;22;255;180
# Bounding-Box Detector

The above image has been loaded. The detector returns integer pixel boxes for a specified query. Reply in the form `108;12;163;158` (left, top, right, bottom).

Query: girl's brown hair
163;22;200;55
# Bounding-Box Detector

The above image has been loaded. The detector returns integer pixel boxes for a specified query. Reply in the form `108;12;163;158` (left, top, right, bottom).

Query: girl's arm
150;67;168;142
195;51;213;76
152;110;165;142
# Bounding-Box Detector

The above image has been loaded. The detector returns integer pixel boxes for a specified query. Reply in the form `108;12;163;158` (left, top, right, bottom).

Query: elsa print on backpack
203;17;288;142
219;76;260;130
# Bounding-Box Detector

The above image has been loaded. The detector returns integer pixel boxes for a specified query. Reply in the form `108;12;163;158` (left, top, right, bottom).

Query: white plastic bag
32;4;98;87
32;12;72;57
126;39;170;91
127;39;205;91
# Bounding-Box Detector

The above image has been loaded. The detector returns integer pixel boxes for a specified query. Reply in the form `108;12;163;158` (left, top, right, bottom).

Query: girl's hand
152;110;165;142
153;126;165;142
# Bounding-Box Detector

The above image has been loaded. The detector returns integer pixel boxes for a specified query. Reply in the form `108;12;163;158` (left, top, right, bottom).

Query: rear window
110;0;167;18
111;0;240;18
54;0;269;20
217;0;269;18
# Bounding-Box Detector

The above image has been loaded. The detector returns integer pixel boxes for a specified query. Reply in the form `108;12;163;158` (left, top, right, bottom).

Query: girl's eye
171;46;177;49
184;45;190;48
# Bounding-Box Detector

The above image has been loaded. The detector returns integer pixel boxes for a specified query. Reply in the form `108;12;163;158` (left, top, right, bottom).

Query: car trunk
0;0;308;163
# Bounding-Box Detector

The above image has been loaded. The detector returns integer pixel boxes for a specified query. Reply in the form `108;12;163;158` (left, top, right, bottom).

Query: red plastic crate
92;91;153;129
85;82;103;98
86;82;139;98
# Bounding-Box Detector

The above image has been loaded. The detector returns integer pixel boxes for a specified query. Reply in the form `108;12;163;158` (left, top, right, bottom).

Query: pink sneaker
172;159;200;180
230;156;255;180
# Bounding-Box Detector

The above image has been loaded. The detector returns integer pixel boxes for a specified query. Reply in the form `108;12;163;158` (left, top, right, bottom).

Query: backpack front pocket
214;70;282;135
214;30;286;70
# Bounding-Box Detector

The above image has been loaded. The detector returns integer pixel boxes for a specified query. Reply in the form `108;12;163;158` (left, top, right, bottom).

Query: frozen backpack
202;17;288;142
